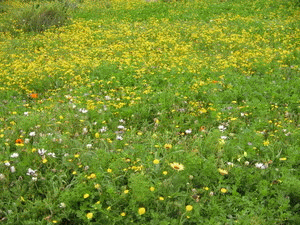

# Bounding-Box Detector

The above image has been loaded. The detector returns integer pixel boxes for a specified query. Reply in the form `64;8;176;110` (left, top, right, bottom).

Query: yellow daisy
170;162;184;171
186;205;193;211
218;168;228;175
86;212;93;219
138;207;146;215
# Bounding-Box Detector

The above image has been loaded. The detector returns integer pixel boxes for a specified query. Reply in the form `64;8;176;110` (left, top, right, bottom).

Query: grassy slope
0;0;300;224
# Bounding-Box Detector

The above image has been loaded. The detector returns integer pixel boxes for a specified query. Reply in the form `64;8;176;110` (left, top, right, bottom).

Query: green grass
0;0;300;224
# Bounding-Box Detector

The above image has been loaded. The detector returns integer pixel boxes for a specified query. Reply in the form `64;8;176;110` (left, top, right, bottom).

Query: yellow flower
164;144;172;149
107;168;112;173
150;187;155;191
220;188;228;193
42;158;48;164
107;206;111;211
88;173;96;179
153;159;160;164
279;157;287;161
263;140;270;146
86;212;93;219
162;171;168;175
124;189;129;194
94;184;100;189
218;139;226;145
95;133;100;138
137;131;143;135
159;196;164;201
186;205;193;211
218;168;228;175
84;194;90;199
170;162;184;171
74;154;80;158
121;212;126;216
138;207;146;215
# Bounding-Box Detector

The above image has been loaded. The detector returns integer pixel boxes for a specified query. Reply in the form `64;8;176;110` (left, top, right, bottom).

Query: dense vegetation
0;0;299;224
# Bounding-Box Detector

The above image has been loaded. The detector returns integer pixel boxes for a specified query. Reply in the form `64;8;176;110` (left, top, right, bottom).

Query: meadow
0;0;299;224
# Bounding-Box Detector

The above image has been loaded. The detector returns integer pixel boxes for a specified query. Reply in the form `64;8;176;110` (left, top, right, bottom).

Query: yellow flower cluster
1;6;297;97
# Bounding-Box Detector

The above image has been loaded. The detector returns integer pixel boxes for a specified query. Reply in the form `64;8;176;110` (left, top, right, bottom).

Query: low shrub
15;1;70;32
0;0;8;13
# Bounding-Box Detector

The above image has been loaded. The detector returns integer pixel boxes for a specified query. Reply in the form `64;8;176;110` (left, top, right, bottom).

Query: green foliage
15;1;70;32
0;0;300;224
0;4;7;13
128;173;153;203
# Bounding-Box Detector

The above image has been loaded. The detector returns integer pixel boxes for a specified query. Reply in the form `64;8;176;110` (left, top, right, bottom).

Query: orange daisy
29;93;38;99
15;139;24;144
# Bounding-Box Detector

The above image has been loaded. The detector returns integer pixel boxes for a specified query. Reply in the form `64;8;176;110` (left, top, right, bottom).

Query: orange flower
30;93;38;99
15;139;24;144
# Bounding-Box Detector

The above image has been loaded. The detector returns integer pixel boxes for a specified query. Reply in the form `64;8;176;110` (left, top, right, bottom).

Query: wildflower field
0;0;300;224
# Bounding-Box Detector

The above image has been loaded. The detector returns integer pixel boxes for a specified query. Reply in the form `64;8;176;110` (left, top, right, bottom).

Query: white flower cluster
255;163;268;169
116;123;127;140
79;108;88;113
218;125;227;132
100;126;107;133
10;153;19;158
47;152;56;158
26;168;38;181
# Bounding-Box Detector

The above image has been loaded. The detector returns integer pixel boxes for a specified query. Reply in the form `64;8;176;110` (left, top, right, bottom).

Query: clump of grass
0;0;8;13
0;6;6;13
15;1;70;32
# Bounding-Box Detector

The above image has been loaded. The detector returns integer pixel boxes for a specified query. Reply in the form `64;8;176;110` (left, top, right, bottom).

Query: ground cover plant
0;0;299;224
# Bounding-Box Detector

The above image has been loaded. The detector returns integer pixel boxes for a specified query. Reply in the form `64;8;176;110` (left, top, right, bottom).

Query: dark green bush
0;0;7;13
16;1;70;32
0;6;5;13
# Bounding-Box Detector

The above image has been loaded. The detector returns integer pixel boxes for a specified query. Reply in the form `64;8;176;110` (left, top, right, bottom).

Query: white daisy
116;135;123;140
185;129;192;134
10;153;19;158
29;131;36;137
38;148;47;156
10;166;16;173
